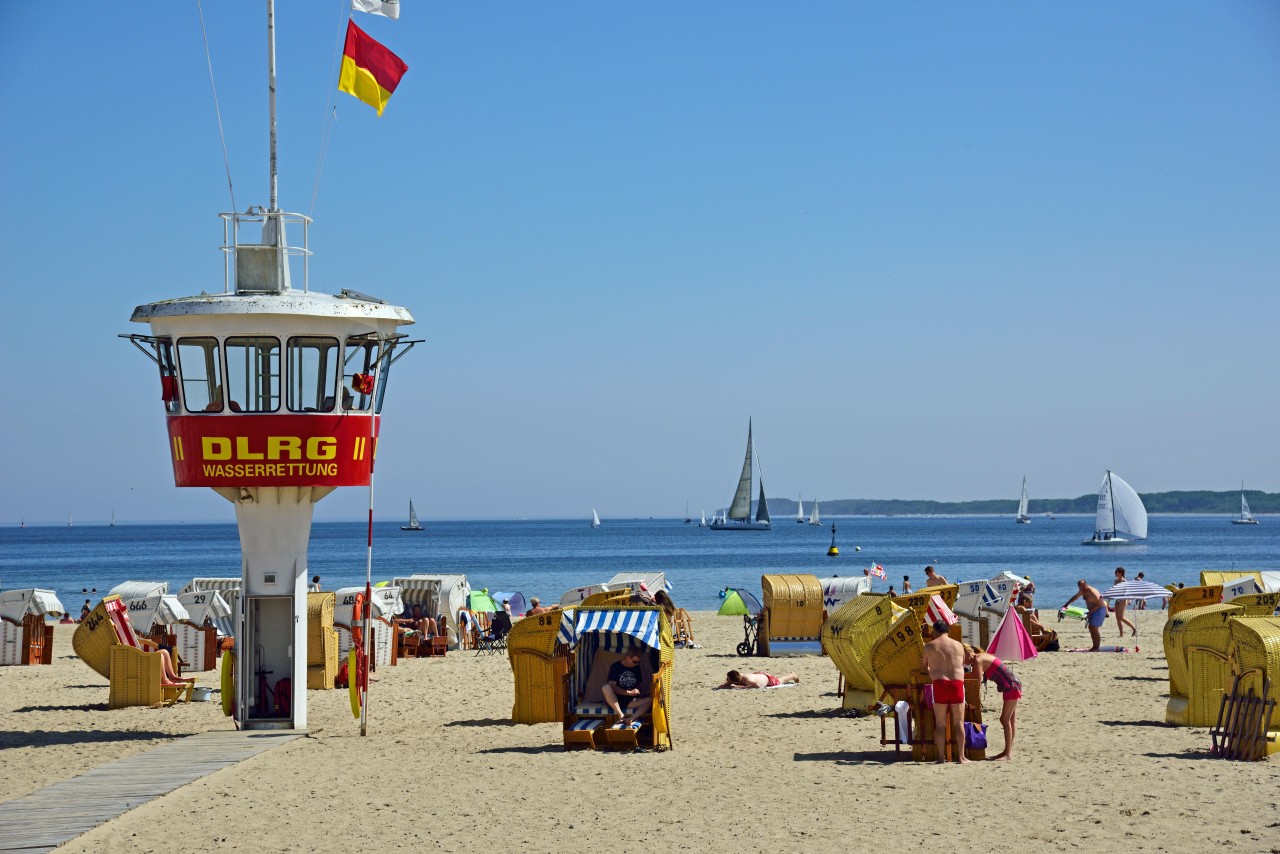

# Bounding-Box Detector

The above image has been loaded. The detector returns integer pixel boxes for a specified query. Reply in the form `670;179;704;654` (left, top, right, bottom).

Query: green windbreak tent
718;588;763;616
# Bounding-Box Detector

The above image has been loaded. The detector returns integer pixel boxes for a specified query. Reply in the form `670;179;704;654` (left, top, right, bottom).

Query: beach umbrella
986;606;1038;662
1099;579;1172;637
467;590;498;612
717;588;762;616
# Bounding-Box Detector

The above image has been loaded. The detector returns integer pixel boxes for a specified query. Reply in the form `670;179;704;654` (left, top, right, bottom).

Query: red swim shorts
932;678;965;705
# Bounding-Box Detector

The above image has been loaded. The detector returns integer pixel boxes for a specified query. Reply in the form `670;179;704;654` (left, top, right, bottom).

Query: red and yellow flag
338;20;408;116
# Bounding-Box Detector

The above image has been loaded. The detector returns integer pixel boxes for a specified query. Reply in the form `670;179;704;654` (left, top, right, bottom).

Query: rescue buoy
220;649;236;717
351;592;365;649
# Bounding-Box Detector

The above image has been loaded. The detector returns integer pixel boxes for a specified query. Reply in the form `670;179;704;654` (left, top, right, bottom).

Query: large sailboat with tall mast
1082;470;1148;545
710;420;771;531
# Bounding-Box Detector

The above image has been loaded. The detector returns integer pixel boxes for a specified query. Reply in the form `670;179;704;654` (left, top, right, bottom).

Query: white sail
402;499;424;530
1016;477;1030;522
809;500;821;525
797;495;804;523
1241;491;1253;520
1108;472;1148;539
1094;473;1115;535
699;509;707;527
591;508;601;528
726;421;755;521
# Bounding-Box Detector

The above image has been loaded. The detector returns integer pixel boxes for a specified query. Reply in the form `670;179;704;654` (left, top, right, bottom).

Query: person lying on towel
716;670;800;689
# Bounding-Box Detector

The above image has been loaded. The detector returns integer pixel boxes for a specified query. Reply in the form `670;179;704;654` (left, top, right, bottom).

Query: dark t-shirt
608;660;644;696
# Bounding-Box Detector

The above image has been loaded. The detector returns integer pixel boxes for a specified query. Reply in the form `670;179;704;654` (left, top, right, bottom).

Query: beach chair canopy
559;573;671;608
954;579;1019;618
334;585;404;623
390;574;471;647
0;589;66;623
556;607;662;652
820;576;871;613
1222;577;1262;599
717;588;762;616
1259;572;1280;593
176;590;232;636
109;581;190;632
180;577;241;616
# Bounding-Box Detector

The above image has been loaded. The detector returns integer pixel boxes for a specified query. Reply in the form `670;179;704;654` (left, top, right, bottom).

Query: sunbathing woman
964;644;1021;761
716;670;800;689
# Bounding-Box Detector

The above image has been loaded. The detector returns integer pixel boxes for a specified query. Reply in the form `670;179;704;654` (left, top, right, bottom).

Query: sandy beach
1;612;1276;853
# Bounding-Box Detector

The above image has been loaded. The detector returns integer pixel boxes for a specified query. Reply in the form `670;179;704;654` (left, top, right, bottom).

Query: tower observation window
287;336;340;412
343;337;395;413
225;337;281;413
177;337;224;413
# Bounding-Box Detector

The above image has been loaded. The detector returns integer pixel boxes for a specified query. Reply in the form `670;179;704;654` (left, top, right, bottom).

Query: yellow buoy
827;523;839;557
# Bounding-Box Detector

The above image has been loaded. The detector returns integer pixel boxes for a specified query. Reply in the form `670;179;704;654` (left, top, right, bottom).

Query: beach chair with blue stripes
558;604;673;751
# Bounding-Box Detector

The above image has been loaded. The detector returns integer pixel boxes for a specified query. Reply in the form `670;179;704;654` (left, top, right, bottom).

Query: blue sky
2;2;1277;523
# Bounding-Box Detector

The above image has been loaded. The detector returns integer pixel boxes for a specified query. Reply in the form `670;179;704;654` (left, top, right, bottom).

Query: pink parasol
986;606;1038;662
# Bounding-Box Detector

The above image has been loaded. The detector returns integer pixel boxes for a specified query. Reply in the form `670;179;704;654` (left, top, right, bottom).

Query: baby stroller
737;614;761;657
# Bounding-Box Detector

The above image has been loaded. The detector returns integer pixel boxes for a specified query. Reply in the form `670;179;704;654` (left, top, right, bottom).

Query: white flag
352;0;400;20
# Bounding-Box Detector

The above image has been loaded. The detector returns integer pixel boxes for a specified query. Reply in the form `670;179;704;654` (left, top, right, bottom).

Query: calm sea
1;515;1276;615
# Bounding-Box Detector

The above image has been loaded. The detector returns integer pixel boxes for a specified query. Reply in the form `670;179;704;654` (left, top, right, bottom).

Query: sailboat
1015;477;1031;524
1082;470;1148;545
110;509;117;528
796;495;805;524
68;513;73;528
684;501;692;524
698;509;708;528
808;499;821;526
1231;483;1259;525
401;499;424;531
709;420;771;531
591;509;601;528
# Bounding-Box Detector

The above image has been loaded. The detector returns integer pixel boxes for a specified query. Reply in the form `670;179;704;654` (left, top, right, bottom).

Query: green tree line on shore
777;490;1279;516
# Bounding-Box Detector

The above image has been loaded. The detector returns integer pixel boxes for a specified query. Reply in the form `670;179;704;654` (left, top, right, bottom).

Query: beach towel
1066;646;1133;653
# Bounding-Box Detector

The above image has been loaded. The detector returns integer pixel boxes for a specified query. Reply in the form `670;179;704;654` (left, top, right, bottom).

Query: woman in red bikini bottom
965;645;1022;761
717;670;800;689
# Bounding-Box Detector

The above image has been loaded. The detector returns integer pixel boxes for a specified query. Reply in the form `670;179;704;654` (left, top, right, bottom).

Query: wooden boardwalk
0;730;303;853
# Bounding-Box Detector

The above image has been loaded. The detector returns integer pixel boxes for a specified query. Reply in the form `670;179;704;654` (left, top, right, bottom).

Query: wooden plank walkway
0;730;303;853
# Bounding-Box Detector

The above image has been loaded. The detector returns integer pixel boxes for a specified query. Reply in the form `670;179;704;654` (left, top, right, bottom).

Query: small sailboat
1082;470;1147;545
709;420;771;531
401;500;424;531
591;508;601;528
109;509;116;528
684;501;692;524
698;509;708;528
1016;477;1031;524
68;513;73;528
1231;483;1259;525
796;495;805;524
808;499;822;525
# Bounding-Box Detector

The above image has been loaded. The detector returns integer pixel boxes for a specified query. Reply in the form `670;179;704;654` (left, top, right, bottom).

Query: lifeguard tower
121;8;416;730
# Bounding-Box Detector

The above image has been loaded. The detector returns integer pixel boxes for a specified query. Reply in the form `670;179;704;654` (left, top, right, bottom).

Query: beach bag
335;661;349;689
920;684;934;709
963;721;987;751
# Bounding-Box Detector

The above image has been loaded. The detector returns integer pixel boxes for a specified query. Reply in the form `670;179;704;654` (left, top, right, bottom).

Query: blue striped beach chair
558;605;673;751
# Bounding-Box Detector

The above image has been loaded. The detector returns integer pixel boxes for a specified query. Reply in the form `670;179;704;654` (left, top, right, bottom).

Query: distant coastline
779;489;1278;517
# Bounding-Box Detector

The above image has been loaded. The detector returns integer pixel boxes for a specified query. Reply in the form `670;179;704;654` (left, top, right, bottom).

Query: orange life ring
351;592;365;649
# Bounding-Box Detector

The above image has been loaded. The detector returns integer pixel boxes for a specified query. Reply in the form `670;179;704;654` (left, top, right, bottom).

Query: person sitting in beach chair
604;644;652;729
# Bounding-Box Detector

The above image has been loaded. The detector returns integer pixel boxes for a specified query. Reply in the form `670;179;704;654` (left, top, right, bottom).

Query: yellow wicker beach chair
1168;585;1223;618
71;597;192;708
672;608;695;647
760;574;825;656
822;594;907;710
1226;591;1280;618
306;592;338;690
891;585;960;624
510;608;570;724
1163;603;1243;725
908;675;986;763
1200;570;1264;589
1227;617;1280;734
561;603;673;751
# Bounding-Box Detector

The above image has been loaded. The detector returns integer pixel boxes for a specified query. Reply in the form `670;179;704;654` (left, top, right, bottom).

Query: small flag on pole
339;20;408;116
925;594;958;627
352;0;400;19
869;563;886;580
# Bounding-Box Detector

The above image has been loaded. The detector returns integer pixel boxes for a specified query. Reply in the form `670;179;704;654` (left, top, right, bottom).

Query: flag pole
266;0;278;212
360;342;383;737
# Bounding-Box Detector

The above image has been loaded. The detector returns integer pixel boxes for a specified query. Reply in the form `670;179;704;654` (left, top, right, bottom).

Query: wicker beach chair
1200;571;1264;589
1168;585;1223;618
672;608;695;647
891;585;960;624
0;589;62;666
1163;603;1243;725
822;594;906;711
306;592;338;690
560;603;673;751
1017;606;1058;652
759;574;825;656
1226;591;1280;618
510;608;570;724
73;596;192;708
1227;617;1280;728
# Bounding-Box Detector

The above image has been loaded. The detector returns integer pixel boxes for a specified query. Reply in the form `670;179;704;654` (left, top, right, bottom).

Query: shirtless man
921;619;970;764
717;670;800;689
924;565;948;587
1063;579;1109;651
